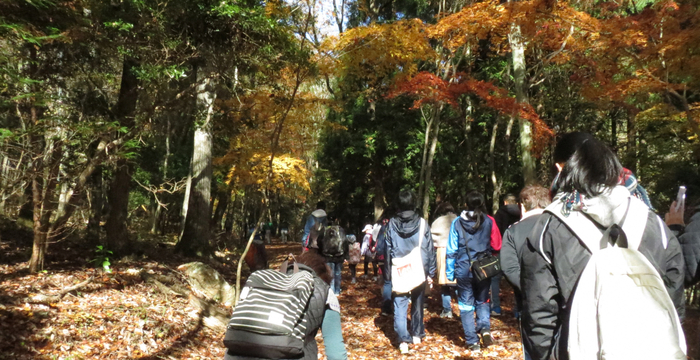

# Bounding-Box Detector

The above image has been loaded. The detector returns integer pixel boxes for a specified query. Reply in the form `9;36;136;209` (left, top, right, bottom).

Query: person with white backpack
378;189;436;354
520;133;686;360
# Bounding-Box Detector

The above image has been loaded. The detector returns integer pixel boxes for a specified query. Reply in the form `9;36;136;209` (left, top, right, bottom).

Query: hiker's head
433;202;455;218
554;133;622;198
465;190;487;229
503;193;517;206
316;201;326;210
397;189;417;212
296;250;332;285
520;185;551;212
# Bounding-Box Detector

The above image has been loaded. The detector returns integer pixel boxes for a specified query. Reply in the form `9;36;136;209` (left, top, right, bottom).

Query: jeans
441;285;456;313
490;273;502;314
393;284;425;343
382;279;393;314
327;262;342;295
457;273;491;345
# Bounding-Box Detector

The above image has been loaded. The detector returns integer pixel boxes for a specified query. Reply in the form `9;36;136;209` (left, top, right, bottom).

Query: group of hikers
223;132;699;360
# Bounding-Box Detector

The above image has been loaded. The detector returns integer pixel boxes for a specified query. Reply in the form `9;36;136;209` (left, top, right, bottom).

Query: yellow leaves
324;19;435;92
222;152;311;195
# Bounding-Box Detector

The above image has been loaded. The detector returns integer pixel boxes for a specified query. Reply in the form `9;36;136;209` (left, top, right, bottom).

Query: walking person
500;185;551;360
302;201;328;249
431;202;458;318
224;250;348;360
374;208;395;316
347;233;361;284
379;190;436;354
491;194;521;316
447;191;500;351
360;224;378;279
317;224;349;295
520;132;685;360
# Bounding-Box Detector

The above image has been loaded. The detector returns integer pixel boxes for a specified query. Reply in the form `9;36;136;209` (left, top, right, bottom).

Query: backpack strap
278;255;300;274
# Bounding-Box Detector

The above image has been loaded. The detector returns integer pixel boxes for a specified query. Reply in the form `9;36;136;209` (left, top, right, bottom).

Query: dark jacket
494;204;522;236
446;213;495;281
225;264;348;360
521;210;685;360
378;210;436;282
500;211;544;291
671;211;700;286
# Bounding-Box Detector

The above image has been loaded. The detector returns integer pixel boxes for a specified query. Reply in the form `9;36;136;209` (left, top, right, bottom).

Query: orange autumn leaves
388;72;553;154
325;0;700;149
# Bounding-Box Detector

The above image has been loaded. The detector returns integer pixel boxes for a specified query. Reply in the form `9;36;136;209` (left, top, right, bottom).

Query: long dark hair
554;135;622;198
465;191;486;229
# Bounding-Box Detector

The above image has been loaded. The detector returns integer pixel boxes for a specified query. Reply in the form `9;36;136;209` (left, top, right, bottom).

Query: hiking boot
480;330;493;347
399;342;409;354
439;310;453;319
372;276;378;282
468;343;481;351
351;277;357;284
491;310;501;316
412;336;421;344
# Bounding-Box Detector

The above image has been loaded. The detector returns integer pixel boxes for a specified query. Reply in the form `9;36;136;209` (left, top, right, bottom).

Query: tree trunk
417;112;433;203
626;113;637;173
373;172;385;222
490;118;502;213
211;190;229;231
421;105;442;219
509;24;536;185
177;67;216;256
87;166;103;243
105;58;139;255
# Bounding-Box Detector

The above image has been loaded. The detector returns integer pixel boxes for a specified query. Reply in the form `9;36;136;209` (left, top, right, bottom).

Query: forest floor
0;232;698;360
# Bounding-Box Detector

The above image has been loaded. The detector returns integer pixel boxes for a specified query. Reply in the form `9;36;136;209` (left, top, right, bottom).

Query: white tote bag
391;219;426;294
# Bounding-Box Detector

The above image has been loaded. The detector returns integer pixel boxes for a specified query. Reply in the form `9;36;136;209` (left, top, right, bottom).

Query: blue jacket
378;210;437;281
302;209;327;246
446;212;494;281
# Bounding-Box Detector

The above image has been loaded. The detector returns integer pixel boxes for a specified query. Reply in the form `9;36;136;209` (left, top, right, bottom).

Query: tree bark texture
421;105;442;219
105;58;139;255
509;24;536;185
178;70;216;256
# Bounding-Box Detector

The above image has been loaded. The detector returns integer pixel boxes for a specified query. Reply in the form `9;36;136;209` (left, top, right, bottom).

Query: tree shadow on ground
425;316;465;346
130;317;204;360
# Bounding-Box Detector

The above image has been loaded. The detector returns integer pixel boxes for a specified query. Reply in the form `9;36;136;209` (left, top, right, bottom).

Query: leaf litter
0;241;698;359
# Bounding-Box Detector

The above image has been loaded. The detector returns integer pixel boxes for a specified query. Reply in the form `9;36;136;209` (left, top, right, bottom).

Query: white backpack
391;219;426;293
567;214;687;359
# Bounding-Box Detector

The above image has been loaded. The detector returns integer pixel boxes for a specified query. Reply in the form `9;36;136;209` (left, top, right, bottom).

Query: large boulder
178;262;236;307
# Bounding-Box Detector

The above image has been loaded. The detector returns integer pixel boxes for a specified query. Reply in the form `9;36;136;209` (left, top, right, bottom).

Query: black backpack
320;225;345;258
223;262;316;358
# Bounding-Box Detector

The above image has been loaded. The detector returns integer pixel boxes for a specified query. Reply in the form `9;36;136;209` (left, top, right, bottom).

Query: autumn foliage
389;72;554;154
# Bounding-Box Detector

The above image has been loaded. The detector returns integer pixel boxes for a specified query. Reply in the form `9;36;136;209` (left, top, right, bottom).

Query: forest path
267;241;526;360
0;236;696;359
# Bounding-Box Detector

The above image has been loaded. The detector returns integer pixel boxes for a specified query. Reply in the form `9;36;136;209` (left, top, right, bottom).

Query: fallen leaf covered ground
1;237;698;360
